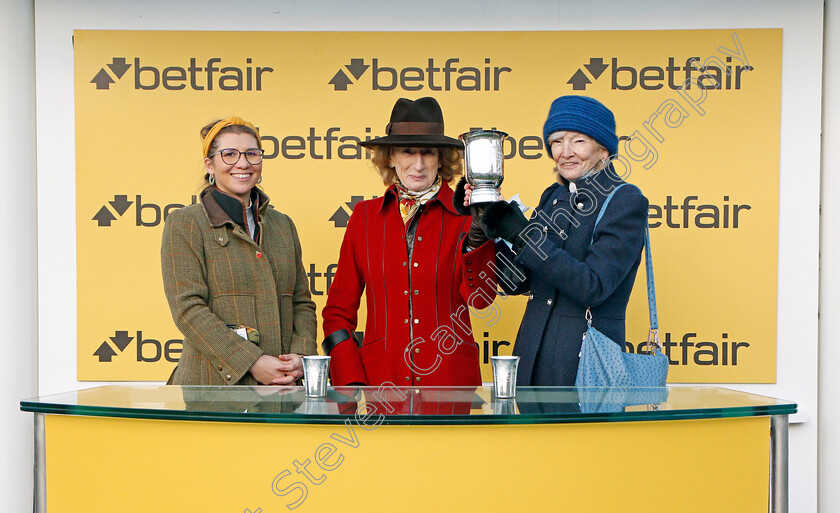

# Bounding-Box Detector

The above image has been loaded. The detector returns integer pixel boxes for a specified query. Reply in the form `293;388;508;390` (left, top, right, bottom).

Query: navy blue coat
498;168;648;386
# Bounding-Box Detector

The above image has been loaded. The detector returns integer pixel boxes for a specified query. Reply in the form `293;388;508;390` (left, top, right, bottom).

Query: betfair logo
90;57;273;91
93;330;182;363
92;194;196;227
567;33;752;92
567;56;754;91
329;57;511;92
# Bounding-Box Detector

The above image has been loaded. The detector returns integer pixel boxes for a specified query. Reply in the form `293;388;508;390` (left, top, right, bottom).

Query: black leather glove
481;200;529;248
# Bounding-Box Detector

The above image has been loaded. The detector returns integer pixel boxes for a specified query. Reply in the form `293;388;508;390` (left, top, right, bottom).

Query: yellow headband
202;116;262;158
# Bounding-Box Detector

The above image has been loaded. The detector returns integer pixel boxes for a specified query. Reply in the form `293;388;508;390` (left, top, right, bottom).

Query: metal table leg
34;413;45;513
770;414;788;513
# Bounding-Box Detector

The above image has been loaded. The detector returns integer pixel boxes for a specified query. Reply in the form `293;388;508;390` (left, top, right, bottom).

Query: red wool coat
322;183;496;387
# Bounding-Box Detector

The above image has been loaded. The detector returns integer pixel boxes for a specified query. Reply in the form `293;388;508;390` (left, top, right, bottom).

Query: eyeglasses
209;148;265;165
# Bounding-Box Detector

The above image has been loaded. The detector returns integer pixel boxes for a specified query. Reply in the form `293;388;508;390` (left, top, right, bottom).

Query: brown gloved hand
467;204;489;249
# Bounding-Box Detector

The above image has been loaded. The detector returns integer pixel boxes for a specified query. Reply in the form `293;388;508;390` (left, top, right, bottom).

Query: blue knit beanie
543;95;618;158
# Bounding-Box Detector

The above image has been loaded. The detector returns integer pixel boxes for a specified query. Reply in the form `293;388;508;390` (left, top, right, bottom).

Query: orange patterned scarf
396;175;442;225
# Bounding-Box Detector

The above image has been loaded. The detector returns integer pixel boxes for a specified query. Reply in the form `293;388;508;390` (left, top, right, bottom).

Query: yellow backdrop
75;29;781;382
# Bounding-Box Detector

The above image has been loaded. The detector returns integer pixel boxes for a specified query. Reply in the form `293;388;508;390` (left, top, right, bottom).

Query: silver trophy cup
302;356;331;397
490;355;520;398
459;130;508;205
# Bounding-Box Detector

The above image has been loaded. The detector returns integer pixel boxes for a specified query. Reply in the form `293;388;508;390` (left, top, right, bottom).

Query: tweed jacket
161;187;316;385
498;168;648;386
322;182;496;387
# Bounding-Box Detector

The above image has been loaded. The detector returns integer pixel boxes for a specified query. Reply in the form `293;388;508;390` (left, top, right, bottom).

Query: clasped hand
249;354;303;385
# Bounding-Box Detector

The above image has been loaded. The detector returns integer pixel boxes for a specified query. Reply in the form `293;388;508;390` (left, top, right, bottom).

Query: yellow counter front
22;386;795;513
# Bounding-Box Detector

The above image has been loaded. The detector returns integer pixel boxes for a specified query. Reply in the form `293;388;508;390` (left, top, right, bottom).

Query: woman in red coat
321;97;496;387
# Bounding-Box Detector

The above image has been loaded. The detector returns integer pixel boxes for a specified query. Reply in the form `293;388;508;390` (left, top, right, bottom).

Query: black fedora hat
360;97;463;148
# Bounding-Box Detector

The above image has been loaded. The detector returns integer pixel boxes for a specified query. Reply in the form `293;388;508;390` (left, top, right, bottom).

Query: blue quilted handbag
574;184;669;388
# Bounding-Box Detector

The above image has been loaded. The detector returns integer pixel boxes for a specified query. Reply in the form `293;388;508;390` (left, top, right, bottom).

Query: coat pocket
359;337;389;384
209;293;258;329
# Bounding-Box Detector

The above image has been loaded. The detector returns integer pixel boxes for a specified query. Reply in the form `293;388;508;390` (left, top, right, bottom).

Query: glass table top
21;385;796;425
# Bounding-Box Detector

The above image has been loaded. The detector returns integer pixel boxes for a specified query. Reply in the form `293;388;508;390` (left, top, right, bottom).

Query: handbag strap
590;183;658;335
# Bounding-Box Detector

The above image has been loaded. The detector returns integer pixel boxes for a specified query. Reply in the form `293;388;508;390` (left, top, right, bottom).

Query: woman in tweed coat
161;116;316;385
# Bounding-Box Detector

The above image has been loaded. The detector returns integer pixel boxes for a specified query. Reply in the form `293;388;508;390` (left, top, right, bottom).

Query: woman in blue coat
481;95;648;386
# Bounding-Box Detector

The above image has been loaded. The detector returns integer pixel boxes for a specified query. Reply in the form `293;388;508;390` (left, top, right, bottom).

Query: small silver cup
490;355;520;398
302;356;331;397
460;129;508;205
